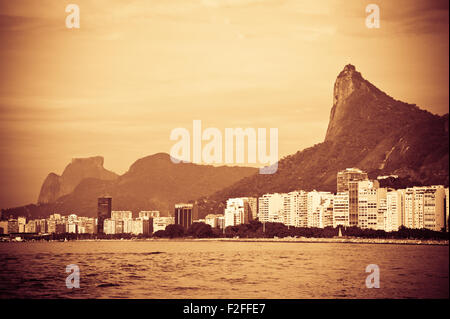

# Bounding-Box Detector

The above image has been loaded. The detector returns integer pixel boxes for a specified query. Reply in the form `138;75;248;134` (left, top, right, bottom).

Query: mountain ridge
3;153;258;218
196;64;449;218
37;156;118;204
2;64;448;220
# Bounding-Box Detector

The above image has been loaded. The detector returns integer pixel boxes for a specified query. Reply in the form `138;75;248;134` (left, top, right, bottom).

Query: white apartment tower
225;197;252;227
333;192;349;228
386;190;405;232
258;193;285;224
282;191;307;227
307;191;333;228
404;186;446;231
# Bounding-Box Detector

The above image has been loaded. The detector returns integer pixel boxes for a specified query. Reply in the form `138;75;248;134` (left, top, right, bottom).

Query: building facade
175;203;194;229
97;196;112;234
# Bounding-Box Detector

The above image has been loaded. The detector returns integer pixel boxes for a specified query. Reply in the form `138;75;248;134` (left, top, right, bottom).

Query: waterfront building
18;217;26;233
258;193;285;224
174;203;194;229
80;218;96;234
217;215;225;230
376;190;387;231
123;218;134;233
103;219;115;234
205;214;224;228
422;186;445;231
97;196;112;234
153;216;175;232
246;197;258;221
322;198;334;228
49;214;61;220
7;219;19;233
111;211;132;220
337;168;371;226
25;220;38;233
307;191;333;228
333;192;349;228
0;221;8;234
47;219;56;234
224;198;253;227
139;211;160;219
404;186;445;231
386;190;405;232
282;191;307;227
337;168;369;193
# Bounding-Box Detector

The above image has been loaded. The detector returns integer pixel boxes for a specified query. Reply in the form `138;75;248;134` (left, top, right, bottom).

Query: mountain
38;156;118;204
3;64;448;220
196;64;449;217
3;153;257;218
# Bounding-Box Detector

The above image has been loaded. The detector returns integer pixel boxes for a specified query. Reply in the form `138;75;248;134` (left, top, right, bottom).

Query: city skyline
2;167;448;237
0;0;448;302
0;0;449;209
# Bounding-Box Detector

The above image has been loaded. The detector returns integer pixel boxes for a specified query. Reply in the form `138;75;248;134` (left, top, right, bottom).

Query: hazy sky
0;0;448;208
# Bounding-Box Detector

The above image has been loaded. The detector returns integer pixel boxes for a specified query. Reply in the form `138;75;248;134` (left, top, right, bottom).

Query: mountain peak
341;63;356;73
325;64;441;147
70;156;104;167
37;156;118;204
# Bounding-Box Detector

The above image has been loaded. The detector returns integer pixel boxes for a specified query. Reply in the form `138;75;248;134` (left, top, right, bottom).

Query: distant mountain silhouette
3;153;257;218
38;156;118;204
3;65;448;220
196;64;449;218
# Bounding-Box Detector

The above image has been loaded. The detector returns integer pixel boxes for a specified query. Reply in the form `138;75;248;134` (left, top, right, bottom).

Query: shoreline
203;237;449;246
3;237;448;246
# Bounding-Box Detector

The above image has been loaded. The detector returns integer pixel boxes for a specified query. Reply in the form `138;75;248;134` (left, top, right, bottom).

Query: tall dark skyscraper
174;203;194;229
97;196;112;234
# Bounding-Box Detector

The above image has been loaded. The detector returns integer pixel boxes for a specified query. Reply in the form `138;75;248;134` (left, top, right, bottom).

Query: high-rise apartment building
258;193;285;224
333;192;349;228
307;191;333;228
404;186;446;231
322;198;334;228
111;211;132;220
205;214;224;228
422;186;445;231
386;189;405;232
246;197;258;221
139;211;160;219
0;221;8;234
337;168;371;227
97;196;112;234
357;186;377;229
104;219;115;234
337;168;369;193
153;216;175;232
376;189;387;231
281;191;308;227
175;203;194;229
357;181;385;230
224;198;253;227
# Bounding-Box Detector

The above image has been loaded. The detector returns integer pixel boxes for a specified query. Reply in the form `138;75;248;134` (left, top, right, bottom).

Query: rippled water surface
0;240;448;298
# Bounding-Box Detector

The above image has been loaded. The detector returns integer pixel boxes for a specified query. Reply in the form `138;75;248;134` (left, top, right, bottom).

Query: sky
0;0;448;208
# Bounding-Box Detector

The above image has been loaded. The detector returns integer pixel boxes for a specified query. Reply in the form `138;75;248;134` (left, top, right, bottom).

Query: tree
164;224;185;238
153;230;166;238
187;222;214;238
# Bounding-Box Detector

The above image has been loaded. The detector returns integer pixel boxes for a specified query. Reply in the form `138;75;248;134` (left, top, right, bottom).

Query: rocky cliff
196;64;449;217
37;156;118;204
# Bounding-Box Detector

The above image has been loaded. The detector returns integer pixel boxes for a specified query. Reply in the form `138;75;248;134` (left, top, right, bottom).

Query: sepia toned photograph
0;0;448;307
